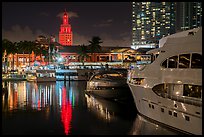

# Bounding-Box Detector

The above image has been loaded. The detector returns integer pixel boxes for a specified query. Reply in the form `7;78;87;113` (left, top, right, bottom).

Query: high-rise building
59;10;73;46
132;2;176;49
175;2;202;31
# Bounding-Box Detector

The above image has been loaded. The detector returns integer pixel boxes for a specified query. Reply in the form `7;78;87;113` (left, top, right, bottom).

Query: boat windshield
93;73;124;80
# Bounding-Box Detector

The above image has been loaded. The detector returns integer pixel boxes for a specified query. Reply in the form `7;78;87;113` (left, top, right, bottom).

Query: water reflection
128;114;186;135
2;81;184;135
85;93;116;122
84;92;136;122
2;81;27;111
2;81;78;135
61;86;72;135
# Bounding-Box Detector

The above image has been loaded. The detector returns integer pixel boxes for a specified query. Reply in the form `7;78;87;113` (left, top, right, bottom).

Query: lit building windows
137;19;141;24
132;2;177;47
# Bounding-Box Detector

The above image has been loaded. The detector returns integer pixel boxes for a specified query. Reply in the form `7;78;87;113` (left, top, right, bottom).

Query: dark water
2;81;184;135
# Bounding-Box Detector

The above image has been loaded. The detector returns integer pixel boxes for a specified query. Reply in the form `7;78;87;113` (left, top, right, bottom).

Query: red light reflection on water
13;90;18;109
61;87;72;135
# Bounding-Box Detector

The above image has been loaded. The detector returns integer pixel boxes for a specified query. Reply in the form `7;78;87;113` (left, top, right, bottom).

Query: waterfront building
2;41;140;72
59;46;137;62
2;35;61;73
59;10;73;46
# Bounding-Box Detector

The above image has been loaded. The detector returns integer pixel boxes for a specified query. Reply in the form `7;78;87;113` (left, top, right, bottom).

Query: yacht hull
86;86;131;100
128;83;202;135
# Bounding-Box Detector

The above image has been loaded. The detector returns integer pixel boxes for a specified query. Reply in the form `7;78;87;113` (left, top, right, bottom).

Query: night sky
2;2;132;47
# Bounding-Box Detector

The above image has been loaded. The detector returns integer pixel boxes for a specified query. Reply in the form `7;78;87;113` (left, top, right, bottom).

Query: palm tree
2;39;15;72
33;41;44;64
49;43;55;63
13;42;19;68
10;43;18;71
32;41;49;65
41;45;49;65
15;40;35;67
24;41;36;66
12;42;21;70
17;41;26;65
88;36;103;62
78;44;90;66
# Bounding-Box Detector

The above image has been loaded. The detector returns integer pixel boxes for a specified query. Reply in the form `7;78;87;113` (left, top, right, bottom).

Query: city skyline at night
2;2;132;47
131;2;202;50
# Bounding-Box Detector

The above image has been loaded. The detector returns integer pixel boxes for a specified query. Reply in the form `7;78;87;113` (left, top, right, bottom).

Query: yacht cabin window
183;84;202;98
161;53;202;69
92;73;124;80
161;59;167;68
168;56;178;68
191;53;202;68
152;83;202;99
179;54;190;68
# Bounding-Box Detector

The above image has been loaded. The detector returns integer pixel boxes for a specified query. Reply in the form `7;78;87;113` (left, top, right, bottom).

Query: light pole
48;44;51;65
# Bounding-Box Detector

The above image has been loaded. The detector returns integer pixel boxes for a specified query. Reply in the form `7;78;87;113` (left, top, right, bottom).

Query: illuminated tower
59;10;73;46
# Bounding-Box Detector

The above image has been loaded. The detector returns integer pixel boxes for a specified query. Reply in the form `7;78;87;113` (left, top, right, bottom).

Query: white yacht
127;27;202;135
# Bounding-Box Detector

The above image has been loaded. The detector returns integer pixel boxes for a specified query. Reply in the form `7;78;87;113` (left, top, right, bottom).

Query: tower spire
63;9;68;24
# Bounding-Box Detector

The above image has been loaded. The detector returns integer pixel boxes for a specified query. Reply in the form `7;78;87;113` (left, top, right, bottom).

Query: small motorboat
85;70;132;101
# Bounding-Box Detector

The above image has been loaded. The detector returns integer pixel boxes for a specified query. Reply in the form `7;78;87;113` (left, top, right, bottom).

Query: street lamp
48;45;51;65
57;57;63;62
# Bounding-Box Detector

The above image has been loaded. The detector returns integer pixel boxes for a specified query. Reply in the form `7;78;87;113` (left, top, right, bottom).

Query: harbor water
2;81;185;135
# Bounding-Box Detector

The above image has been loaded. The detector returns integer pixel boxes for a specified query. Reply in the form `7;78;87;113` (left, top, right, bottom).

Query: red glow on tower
59;10;73;46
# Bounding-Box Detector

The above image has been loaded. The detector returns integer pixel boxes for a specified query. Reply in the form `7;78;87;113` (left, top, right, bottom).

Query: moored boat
2;73;27;81
85;70;132;101
127;27;202;135
35;69;56;82
26;70;37;82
